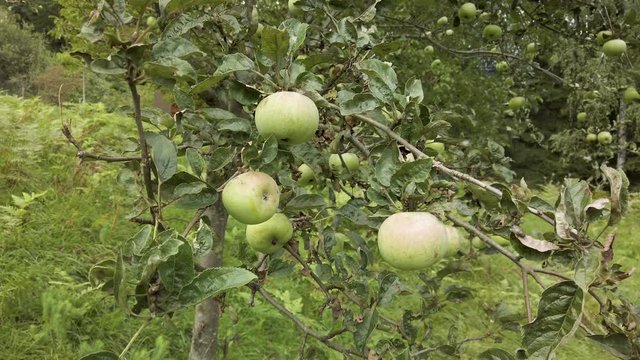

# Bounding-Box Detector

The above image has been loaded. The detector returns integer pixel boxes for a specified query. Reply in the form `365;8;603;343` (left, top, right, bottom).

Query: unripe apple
329;153;359;173
425;141;445;155
495;61;509;73
288;0;302;16
603;39;626;57
623;87;640;103
245;213;293;254
296;163;316;186
146;16;158;28
424;45;434;53
479;12;491;22
430;59;442;69
377;212;453;270
586;133;597;142
576;112;587;122
255;91;319;144
458;2;477;22
508;96;527;110
437;16;448;26
483;24;502;41
597;131;613;144
222;171;280;224
596;30;613;45
445;29;454;36
525;42;537;53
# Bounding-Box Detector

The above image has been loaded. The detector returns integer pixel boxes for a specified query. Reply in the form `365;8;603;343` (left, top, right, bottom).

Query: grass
0;95;638;359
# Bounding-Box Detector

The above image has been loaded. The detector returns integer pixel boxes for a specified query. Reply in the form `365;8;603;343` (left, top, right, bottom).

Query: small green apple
222;171;280;224
623;87;640;103
603;39;626;57
586;133;597;142
437;16;448;26
576;112;587;122
425;141;445;155
483;24;502;40
479;12;491;22
458;2;477;22
255;91;319;144
296;163;316;186
377;212;452;270
245;213;293;254
508;96;527;110
430;59;442;69
329;153;359;173
525;42;537;53
445;29;454;36
146;16;158;28
288;0;302;16
596;30;613;45
597;131;613;144
424;45;434;53
495;61;509;72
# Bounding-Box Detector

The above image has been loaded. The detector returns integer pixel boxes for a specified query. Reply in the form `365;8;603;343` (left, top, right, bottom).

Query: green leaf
260;137;279;164
522;281;584;360
191;53;255;93
405;78;424;104
153;38;203;59
147;134;177;182
123;225;154;257
158;238;195;292
209;146;237;171
113;249;127;310
174;86;195;111
174;182;207;197
79;351;119;360
145;58;197;82
194;222;214;259
162;14;210;39
175;267;256;309
587;333;632;358
478;348;516;360
186;148;205;176
390;158;432;193
359;59;398;102
600;165;629;226
261;26;290;69
375;144;400;187
90;56;127;75
217;118;252;133
377;271;404;307
163;0;231;14
338;93;379;116
285;194;326;210
281;18;308;55
354;307;378;352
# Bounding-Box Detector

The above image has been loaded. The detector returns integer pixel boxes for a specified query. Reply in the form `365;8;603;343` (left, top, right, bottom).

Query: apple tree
61;0;638;359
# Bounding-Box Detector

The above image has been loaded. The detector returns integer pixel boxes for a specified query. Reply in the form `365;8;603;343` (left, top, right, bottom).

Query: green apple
525;42;537;53
222;171;280;224
288;0;302;16
508;96;527;110
460;140;471;148
443;226;463;255
479;12;491;22
329;153;359;173
146;16;158;28
430;59;442;69
597;131;613;144
424;45;434;53
495;61;509;72
425;141;445;155
458;2;477;22
245;213;293;254
255;91;319;144
603;39;626;57
576;112;587;122
586;133;597;143
437;16;448;26
296;163;316;186
377;212;452;270
445;29;454;36
483;24;502;40
623;87;640;103
596;30;613;45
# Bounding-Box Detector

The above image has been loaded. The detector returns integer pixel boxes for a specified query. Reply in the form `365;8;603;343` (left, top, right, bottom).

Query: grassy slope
0;95;637;359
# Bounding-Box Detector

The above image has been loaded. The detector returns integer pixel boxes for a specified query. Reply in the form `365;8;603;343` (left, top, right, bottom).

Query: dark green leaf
174;267;256;309
600;165;630;226
174;182;207;197
217;118;252;133
375;144;400;187
587;333;632;358
191;53;255;93
260;137;279;164
91;56;127;75
359;59;398;102
281;18;308;55
261;26;289;69
153;38;203;59
79;351;119;360
186;148;205;176
123;225;154;257
378;271;404;306
478;348;516;360
285;194;326;210
158;238;195;292
390;158;432;193
162;14;210;39
147;134;177;182
174;86;195;111
338;93;379;116
522;281;584;360
209;146;237;172
194;222;214;259
354;307;378;352
163;0;231;14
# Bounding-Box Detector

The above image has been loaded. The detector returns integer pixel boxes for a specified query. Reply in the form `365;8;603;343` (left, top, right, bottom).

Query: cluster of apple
580;87;639;145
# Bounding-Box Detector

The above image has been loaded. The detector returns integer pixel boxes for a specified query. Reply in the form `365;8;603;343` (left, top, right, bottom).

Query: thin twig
285;243;332;299
120;317;153;359
522;270;533;322
61;124;141;163
182;207;208;237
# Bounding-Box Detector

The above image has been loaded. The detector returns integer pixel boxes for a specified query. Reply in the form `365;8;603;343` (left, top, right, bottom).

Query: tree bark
616;99;627;170
189;199;227;360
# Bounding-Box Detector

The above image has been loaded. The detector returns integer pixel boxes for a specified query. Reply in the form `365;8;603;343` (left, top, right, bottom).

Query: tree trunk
189;199;227;360
616;100;627;170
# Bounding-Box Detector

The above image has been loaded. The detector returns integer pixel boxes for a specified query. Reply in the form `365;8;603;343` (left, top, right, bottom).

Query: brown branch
127;78;156;206
285;243;332;299
522;270;533;322
61;124;141;163
253;285;364;358
182;207;208;237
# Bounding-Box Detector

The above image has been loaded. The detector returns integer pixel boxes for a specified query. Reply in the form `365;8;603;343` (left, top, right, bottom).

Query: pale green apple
577;112;587;122
146;16;158;28
424;45;434;53
430;59;442;69
597;131;613;144
603;39;626;57
479;12;491;22
329;153;359;173
437;16;448;26
508;96;527;110
245;213;293;254
222;171;280;224
496;61;509;72
596;30;613;45
623;87;640;103
458;2;477;22
377;212;450;270
425;141;445;155
586;133;597;142
445;29;454;36
483;24;502;40
255;91;319;144
296;163;316;186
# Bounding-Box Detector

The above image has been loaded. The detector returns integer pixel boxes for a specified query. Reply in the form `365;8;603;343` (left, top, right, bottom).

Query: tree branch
285;242;332;299
61;124;141;163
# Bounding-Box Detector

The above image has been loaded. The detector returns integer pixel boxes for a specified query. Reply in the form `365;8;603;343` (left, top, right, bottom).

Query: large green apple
576;112;587;122
597;131;613;144
377;212;452;270
329;153;359;174
437;16;448;26
222;171;280;224
443;226;463;255
508;96;527;110
623;87;640;103
596;30;613;45
483;24;502;41
255;91;319;144
458;2;477;22
586;133;597;143
245;213;293;254
296;163;316;186
603;39;627;57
